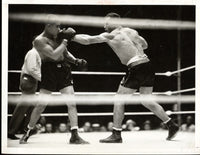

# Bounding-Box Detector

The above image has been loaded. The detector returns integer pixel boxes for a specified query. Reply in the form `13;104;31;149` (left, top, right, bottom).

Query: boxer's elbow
138;36;148;50
140;39;148;50
46;54;58;60
142;43;148;50
48;51;63;60
51;54;61;60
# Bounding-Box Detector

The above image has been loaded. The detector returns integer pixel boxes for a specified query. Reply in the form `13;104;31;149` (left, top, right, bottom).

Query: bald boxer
8;48;41;140
20;14;88;144
73;12;179;142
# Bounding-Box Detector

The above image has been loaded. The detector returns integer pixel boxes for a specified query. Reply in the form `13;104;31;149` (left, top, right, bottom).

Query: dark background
8;5;195;128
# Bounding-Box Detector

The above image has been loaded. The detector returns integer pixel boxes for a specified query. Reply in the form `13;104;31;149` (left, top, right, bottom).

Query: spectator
181;115;195;132
58;123;68;133
45;123;53;133
122;124;127;130
100;126;107;132
82;122;92;132
92;123;100;132
143;120;152;130
125;119;140;131
107;122;114;131
33;116;46;134
65;120;71;132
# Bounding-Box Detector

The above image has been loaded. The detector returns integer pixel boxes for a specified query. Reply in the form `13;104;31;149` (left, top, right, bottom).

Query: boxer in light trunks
19;14;88;144
72;12;179;142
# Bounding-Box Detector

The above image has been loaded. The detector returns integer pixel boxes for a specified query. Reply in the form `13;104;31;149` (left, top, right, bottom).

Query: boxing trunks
120;61;155;90
40;61;73;91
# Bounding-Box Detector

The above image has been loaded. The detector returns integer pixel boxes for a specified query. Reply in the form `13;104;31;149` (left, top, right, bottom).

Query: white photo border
2;0;199;154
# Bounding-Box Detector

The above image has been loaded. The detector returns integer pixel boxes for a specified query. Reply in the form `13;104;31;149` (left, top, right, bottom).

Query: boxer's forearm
73;34;107;45
63;50;77;64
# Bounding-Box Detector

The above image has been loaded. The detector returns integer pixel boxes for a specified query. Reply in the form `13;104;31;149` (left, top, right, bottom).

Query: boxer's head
104;12;120;32
44;14;61;37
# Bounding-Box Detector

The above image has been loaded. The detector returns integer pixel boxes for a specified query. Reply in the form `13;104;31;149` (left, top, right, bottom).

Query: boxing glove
75;58;88;71
57;27;76;41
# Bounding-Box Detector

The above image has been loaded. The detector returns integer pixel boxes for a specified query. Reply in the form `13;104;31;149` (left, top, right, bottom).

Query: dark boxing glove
75;58;88;71
57;27;76;41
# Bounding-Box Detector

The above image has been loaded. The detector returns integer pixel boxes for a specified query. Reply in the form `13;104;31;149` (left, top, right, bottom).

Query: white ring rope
7;111;195;117
9;13;195;30
6;70;171;76
7;88;195;96
168;88;195;95
8;94;195;105
170;65;195;75
8;65;195;76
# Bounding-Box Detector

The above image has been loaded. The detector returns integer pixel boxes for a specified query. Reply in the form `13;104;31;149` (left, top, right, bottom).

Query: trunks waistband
42;61;71;69
42;61;65;65
127;58;150;68
126;54;148;65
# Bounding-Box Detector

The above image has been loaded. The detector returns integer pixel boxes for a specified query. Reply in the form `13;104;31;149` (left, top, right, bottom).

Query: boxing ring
7;66;197;154
7;131;196;154
3;12;199;154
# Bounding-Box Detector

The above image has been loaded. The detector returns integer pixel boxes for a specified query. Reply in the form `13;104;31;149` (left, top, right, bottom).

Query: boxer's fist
75;58;87;66
75;58;88;71
57;27;76;41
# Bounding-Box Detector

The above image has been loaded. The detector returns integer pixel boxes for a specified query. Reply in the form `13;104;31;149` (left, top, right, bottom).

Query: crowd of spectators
14;115;195;134
180;115;195;132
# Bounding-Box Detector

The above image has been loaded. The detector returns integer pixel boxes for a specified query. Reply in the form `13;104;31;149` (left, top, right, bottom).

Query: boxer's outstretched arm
73;32;114;45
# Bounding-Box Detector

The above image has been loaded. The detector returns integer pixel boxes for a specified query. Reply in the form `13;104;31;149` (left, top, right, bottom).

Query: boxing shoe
99;129;122;143
166;119;179;140
19;127;32;144
69;129;89;144
8;134;20;140
29;127;38;136
69;135;89;144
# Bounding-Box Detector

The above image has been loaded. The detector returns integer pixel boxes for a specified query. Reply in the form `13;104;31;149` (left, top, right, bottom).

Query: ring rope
170;65;195;75
169;88;195;95
9;13;195;30
8;65;195;76
7;111;195;117
8;94;195;105
7;88;195;96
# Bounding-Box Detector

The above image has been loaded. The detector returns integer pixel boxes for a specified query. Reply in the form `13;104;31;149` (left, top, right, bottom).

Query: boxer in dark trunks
73;12;179;142
19;14;88;144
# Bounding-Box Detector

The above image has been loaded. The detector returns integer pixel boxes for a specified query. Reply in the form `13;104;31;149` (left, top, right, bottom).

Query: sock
113;127;122;136
71;126;78;130
113;127;122;131
70;126;79;137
